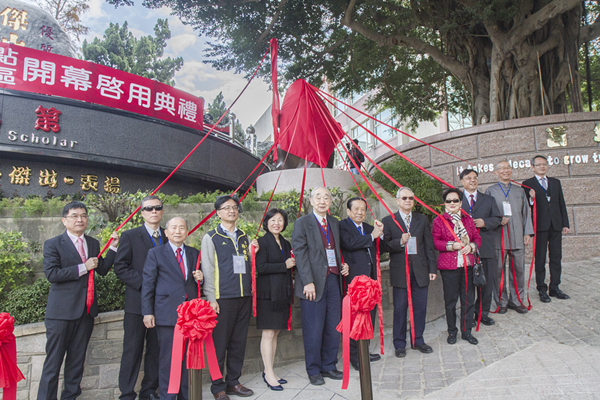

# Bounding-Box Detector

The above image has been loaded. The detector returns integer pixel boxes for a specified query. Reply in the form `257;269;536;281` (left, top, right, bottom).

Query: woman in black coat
256;208;295;391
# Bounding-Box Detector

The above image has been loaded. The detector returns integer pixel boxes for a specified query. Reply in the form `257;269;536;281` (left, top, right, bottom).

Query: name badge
407;237;417;255
326;249;337;267
546;196;551;202
503;201;512;216
233;255;246;274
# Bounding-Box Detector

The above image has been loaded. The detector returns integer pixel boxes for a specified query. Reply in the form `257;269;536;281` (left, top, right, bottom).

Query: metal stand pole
357;340;373;400
188;368;202;400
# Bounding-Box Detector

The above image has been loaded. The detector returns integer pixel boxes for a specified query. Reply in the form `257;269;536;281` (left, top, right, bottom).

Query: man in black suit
460;169;503;326
382;188;437;358
37;201;118;400
292;187;349;386
339;197;383;370
114;195;164;400
142;217;203;400
523;155;570;302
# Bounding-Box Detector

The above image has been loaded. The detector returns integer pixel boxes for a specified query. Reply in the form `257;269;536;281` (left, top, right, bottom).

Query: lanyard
498;182;511;199
315;215;332;248
465;193;475;214
148;231;162;247
355;223;364;235
538;178;549;197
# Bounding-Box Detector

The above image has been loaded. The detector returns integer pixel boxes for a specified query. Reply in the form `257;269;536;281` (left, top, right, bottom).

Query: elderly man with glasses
202;195;259;400
382;188;437;358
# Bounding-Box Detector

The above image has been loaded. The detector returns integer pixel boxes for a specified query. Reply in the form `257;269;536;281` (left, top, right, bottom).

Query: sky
74;0;273;128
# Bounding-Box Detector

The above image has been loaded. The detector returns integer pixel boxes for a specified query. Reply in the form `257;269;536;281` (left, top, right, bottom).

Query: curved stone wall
372;112;600;262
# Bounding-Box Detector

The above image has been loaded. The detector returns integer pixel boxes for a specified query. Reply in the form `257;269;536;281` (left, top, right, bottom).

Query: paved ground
201;257;600;399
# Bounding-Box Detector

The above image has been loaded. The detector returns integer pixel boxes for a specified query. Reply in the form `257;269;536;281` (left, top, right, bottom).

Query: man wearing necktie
459;170;502;326
292;187;350;385
339;197;384;370
37;202;119;400
114;195;165;400
523;155;570;302
142;217;203;400
382;188;437;358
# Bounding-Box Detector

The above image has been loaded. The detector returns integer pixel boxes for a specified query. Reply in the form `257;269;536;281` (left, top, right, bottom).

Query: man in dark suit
339;197;383;370
523;155;570;302
114;195;164;400
382;188;437;358
460;169;503;326
37;201;118;400
292;187;349;385
142;217;203;400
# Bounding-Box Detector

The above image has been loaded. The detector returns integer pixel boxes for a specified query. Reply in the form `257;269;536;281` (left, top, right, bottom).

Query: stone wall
372;112;600;262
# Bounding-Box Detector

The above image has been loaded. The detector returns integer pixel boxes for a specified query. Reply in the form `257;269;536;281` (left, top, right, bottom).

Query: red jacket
432;212;481;271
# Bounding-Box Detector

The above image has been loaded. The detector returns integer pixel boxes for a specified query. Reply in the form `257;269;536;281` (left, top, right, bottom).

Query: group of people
35;155;570;400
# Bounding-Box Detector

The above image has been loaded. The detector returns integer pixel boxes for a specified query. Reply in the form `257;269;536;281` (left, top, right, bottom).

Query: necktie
152;230;160;240
541;177;548;190
470;194;475;208
176;248;186;280
321;217;328;232
358;225;364;235
405;215;411;230
77;238;94;315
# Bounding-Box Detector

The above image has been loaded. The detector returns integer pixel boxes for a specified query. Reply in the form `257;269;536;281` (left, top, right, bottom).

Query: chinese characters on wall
7;166;121;193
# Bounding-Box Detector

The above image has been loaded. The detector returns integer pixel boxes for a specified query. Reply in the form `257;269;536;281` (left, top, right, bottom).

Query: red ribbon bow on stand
0;313;25;400
167;299;222;394
336;276;382;389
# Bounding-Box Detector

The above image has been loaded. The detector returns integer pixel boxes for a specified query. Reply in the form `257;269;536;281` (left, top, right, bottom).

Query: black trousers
534;229;563;291
37;313;94;400
211;297;252;395
474;258;496;318
118;312;159;400
392;280;429;350
440;268;475;336
156;325;187;400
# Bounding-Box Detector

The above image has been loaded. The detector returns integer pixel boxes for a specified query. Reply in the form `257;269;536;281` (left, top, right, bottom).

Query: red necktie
76;237;94;315
470;194;475;208
321;217;328;232
176;248;186;279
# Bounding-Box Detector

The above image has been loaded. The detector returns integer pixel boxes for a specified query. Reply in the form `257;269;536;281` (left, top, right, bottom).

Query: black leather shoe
508;304;528;314
480;316;495;326
395;348;406;358
225;384;253;397
263;372;287;385
412;343;433;354
262;373;283;391
309;374;325;385
539;290;551;303
369;353;381;362
447;333;457;345
498;306;508;314
549;289;570;300
351;361;359;371
462;334;478;345
140;393;160;400
322;369;343;380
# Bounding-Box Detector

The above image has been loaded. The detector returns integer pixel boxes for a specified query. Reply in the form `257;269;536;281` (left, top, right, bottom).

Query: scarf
450;212;469;247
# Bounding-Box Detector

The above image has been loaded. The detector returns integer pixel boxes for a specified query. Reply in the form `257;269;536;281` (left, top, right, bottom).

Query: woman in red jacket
432;188;482;345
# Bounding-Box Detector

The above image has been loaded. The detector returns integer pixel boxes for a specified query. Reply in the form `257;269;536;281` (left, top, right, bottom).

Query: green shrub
0;278;50;325
96;271;126;312
23;196;45;216
0;230;32;292
161;193;182;207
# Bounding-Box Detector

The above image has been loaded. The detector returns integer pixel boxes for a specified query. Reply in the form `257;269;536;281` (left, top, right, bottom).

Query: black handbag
472;249;486;287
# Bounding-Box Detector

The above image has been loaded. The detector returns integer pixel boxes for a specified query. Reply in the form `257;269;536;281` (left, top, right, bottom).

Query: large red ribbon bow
336;276;382;389
167;299;222;394
0;313;25;400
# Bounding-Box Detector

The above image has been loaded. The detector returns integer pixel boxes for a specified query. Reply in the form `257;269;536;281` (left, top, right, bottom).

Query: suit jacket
114;225;165;315
43;231;115;320
255;232;292;304
432;212;482;270
292;213;343;302
141;243;199;326
339;218;378;286
382;212;437;288
461;190;502;258
523;176;569;232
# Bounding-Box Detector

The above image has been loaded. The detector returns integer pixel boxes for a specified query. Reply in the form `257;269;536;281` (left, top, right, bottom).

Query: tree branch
509;0;581;46
256;0;288;44
580;16;600;43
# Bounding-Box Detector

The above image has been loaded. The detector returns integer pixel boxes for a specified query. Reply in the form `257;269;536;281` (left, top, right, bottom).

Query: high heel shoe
262;372;283;391
263;372;287;385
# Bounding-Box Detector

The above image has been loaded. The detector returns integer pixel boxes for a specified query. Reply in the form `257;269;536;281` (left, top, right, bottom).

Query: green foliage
95;271;126;312
160;193;182;207
0;278;49;325
82;19;183;86
207;92;230;125
182;190;225;205
372;157;444;220
0;230;32;293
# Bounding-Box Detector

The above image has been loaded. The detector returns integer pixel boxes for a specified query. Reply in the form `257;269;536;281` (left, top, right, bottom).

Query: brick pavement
201;257;600;399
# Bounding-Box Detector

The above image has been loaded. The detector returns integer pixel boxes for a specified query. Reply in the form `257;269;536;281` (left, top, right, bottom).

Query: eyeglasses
534;163;548;167
219;205;239;211
398;196;414;201
66;214;88;220
445;199;461;204
142;205;163;212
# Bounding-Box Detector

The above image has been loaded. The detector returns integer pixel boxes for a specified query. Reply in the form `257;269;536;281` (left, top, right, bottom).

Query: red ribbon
270;38;280;162
167;299;221;394
375;239;384;355
0;313;25;400
251;245;257;317
336;276;382;389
